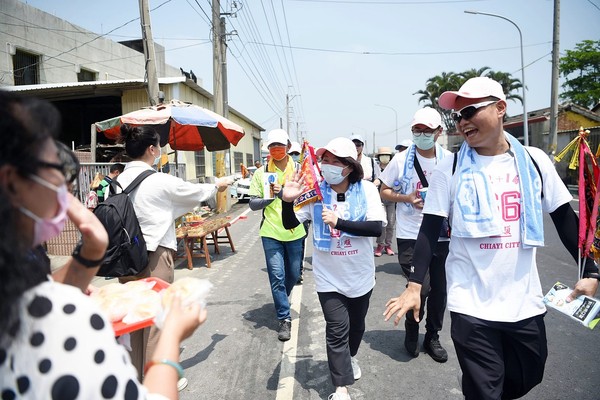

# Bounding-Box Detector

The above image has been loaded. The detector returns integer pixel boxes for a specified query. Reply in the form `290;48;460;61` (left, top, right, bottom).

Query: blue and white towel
451;132;544;248
397;143;447;215
313;180;366;251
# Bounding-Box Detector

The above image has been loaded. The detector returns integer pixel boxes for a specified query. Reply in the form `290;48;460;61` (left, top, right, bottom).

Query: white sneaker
328;392;351;400
177;377;188;391
351;357;361;380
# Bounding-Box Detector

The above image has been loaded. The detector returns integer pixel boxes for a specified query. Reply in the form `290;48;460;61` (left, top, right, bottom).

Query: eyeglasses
289;152;300;156
411;128;438;137
451;100;498;123
353;141;363;147
34;141;80;184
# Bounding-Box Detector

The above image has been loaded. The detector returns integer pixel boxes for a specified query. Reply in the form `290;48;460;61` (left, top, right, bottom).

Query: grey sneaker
278;319;291;341
351;357;361;380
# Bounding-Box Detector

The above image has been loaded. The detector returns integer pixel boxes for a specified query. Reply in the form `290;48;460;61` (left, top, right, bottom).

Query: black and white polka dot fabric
0;280;161;399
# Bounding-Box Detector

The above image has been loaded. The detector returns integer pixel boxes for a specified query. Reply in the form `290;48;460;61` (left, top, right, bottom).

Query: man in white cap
249;129;306;341
384;77;599;399
379;107;451;363
350;133;379;183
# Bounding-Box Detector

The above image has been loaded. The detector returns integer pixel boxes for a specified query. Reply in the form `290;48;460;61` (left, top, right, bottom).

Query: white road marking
276;281;303;400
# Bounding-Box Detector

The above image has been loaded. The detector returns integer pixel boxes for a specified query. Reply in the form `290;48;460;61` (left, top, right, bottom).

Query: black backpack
93;170;156;277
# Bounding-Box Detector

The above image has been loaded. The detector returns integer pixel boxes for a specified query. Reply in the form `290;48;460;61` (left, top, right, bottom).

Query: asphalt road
163;201;600;400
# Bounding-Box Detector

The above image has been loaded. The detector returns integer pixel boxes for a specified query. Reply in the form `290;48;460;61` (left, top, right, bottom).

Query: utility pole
138;0;159;105
286;94;290;137
549;0;560;156
286;92;299;140
212;0;227;212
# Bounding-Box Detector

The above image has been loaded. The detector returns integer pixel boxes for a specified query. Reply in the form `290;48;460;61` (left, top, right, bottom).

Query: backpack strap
123;169;157;195
370;157;375;182
413;154;428;187
524;149;544;199
452;152;458;175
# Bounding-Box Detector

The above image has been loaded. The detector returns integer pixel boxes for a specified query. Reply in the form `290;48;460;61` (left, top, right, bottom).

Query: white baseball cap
411;107;442;129
349;133;365;144
264;128;290;147
316;137;358;161
395;138;413;151
288;141;302;154
438;77;507;110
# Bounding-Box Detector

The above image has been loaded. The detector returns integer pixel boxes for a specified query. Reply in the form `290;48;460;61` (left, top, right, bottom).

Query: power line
248;40;552;56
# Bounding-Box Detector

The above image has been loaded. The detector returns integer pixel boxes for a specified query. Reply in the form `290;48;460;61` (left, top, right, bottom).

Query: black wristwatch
71;243;105;268
582;272;600;281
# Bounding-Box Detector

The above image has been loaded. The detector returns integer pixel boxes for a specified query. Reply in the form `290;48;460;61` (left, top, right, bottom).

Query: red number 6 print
501;191;520;221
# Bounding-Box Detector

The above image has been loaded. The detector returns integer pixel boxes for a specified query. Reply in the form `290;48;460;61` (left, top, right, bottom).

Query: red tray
112;277;170;336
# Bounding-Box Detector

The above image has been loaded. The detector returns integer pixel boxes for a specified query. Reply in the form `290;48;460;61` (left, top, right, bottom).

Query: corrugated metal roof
1;76;264;131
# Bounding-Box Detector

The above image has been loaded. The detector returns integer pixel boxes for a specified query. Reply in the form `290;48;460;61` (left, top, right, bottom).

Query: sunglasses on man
451;100;498;123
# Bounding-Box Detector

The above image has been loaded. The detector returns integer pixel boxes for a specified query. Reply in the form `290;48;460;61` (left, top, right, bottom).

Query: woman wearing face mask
0;92;206;399
281;137;385;400
379;107;452;363
116;124;230;383
372;146;397;257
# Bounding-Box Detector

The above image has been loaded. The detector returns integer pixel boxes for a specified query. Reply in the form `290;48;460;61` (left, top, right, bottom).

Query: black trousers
397;239;449;335
318;289;372;387
451;312;548;400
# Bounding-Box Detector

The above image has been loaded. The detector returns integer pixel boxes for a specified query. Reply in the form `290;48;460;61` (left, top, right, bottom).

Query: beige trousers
119;246;175;381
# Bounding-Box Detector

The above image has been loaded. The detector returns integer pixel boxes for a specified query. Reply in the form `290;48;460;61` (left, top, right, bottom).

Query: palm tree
485;70;523;104
414;72;462;131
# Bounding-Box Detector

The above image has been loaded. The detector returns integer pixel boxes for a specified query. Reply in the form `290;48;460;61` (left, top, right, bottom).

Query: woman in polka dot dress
0;92;206;399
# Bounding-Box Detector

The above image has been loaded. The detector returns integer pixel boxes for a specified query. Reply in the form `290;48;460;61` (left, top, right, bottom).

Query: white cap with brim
316;137;358;161
288;141;302;154
438;77;507;110
350;133;365;144
411;107;442;129
265;128;290;147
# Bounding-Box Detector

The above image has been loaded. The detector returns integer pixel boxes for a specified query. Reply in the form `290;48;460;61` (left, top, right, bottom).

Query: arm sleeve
408;214;444;284
550;202;598;273
281;200;301;229
249;196;274;211
334;219;382;237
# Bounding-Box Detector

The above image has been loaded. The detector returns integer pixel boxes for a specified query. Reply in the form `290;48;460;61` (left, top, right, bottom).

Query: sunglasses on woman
451;100;498;122
34;141;80;184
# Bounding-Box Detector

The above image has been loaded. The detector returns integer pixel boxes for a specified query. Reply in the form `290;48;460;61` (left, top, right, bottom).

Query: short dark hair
338;156;364;183
110;163;125;173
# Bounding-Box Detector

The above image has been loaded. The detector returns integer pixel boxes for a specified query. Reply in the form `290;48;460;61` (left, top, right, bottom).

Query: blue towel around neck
451;132;544;248
312;180;366;252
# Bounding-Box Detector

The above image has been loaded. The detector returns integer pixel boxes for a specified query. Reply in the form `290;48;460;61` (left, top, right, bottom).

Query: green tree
559;39;600;109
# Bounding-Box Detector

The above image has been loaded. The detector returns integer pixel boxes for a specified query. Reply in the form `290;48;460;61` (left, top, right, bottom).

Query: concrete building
0;0;264;181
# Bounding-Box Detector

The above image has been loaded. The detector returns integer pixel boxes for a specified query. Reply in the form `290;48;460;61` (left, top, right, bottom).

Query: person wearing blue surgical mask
281;137;386;400
379;106;452;364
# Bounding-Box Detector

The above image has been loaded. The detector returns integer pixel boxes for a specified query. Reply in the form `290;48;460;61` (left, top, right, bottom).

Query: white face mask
153;146;162;166
19;175;69;247
321;164;348;185
378;155;391;164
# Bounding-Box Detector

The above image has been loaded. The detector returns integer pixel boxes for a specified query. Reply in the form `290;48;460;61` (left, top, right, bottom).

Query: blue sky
23;0;600;151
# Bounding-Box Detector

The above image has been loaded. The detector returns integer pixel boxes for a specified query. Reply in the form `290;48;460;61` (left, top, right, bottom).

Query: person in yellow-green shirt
249;129;306;341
